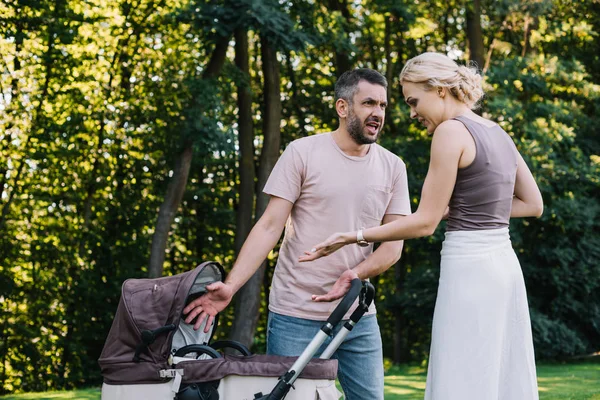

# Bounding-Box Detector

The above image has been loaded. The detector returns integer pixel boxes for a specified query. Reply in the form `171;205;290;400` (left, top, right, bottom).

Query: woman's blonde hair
400;52;484;109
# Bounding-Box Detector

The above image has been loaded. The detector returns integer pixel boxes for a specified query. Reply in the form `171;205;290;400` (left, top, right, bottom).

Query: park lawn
383;362;600;400
536;363;600;400
1;362;598;400
0;388;99;399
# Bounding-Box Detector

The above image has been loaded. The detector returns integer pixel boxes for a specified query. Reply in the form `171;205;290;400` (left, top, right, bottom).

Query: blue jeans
266;311;384;400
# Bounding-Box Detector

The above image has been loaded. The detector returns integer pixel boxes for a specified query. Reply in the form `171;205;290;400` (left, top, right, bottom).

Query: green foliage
530;310;588;359
0;0;598;394
484;53;600;358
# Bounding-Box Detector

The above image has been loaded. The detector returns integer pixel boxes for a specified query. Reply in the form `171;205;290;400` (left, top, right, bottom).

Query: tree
1;0;599;394
466;0;485;70
233;27;256;256
148;34;231;278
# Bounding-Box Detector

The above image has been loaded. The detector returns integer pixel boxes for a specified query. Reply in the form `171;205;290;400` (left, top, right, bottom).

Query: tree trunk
0;7;54;391
60;9;145;381
0;317;6;395
233;28;255;256
148;36;229;278
328;0;353;77
0;29;53;232
229;34;281;349
285;51;307;139
0;21;23;202
393;259;409;363
521;14;538;57
148;143;193;278
384;16;398;136
466;0;485;71
441;3;451;47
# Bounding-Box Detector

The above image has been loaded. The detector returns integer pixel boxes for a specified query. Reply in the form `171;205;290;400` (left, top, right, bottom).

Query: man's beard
347;108;382;145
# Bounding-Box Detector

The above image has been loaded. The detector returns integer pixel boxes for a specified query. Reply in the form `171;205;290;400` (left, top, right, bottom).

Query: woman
300;52;543;399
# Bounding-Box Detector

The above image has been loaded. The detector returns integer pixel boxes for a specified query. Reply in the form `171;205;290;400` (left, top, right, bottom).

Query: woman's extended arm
299;120;467;262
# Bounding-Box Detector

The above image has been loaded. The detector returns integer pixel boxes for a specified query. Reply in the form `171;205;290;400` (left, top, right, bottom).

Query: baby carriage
98;261;375;400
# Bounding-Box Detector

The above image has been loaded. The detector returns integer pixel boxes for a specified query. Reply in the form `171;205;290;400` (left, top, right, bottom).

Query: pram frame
254;278;375;400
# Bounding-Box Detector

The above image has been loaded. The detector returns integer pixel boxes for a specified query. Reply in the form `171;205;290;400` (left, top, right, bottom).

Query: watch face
357;241;369;247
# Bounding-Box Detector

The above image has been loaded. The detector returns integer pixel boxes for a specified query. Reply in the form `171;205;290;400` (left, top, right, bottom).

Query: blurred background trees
0;0;598;393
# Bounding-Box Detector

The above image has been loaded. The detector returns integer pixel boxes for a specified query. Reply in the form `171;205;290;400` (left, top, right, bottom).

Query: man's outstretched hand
312;269;359;302
183;282;234;332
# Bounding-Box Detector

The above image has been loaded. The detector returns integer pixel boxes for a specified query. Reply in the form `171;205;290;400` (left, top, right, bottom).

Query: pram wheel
210;340;252;356
174;345;222;399
174;344;222;359
176;381;219;400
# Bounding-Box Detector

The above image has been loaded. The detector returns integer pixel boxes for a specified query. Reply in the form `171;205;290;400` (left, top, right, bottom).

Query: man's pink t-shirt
263;132;411;320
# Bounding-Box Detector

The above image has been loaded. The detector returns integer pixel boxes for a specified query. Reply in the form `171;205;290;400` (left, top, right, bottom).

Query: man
183;68;411;400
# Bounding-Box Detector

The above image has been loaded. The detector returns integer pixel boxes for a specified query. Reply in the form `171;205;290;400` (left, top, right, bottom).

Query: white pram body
102;369;339;400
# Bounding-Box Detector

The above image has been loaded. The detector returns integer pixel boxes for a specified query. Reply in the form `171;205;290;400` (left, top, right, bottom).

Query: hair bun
454;65;484;109
400;52;485;109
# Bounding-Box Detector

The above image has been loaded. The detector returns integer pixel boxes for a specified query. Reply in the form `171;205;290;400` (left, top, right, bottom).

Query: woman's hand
298;231;354;262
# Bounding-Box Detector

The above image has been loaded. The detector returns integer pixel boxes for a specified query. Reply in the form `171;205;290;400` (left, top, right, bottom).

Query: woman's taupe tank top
446;115;519;231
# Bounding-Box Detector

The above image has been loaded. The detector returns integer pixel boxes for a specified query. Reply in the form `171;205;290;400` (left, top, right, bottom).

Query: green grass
537;363;600;400
383;362;600;400
1;362;598;399
0;388;99;400
384;364;427;399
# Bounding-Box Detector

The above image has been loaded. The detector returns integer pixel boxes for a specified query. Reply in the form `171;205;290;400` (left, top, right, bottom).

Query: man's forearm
225;219;285;292
353;241;404;280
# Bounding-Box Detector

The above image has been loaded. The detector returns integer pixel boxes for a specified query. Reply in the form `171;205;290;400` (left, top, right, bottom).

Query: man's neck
331;129;371;157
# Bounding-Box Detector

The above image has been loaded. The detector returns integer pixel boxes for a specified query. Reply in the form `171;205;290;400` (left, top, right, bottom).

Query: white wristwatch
356;229;369;247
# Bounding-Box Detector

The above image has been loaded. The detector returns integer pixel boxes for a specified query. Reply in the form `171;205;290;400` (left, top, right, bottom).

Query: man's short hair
334;68;388;103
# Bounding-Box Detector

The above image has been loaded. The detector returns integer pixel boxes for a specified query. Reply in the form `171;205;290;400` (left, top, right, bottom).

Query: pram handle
348;281;375;323
318;280;375;360
133;324;176;363
325;278;363;329
258;279;375;400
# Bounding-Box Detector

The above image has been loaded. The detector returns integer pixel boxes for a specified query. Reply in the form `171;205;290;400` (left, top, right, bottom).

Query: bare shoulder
434;119;469;136
432;120;471;148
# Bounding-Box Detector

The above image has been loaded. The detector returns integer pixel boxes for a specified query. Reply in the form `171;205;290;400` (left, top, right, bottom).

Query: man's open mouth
365;121;380;134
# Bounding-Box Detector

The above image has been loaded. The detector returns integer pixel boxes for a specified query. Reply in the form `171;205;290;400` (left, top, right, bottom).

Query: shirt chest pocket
361;185;392;226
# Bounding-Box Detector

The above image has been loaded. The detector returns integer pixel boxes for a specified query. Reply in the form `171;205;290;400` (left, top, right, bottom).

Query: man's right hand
180;197;292;332
183;282;234;332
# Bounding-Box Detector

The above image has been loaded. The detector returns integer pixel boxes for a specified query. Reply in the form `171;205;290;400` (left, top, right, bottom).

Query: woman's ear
437;87;446;98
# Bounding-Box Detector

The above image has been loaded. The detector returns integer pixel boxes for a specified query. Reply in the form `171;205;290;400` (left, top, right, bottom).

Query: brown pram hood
98;261;223;385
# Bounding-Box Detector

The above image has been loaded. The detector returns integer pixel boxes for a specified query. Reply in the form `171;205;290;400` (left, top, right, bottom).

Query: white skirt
424;228;538;400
